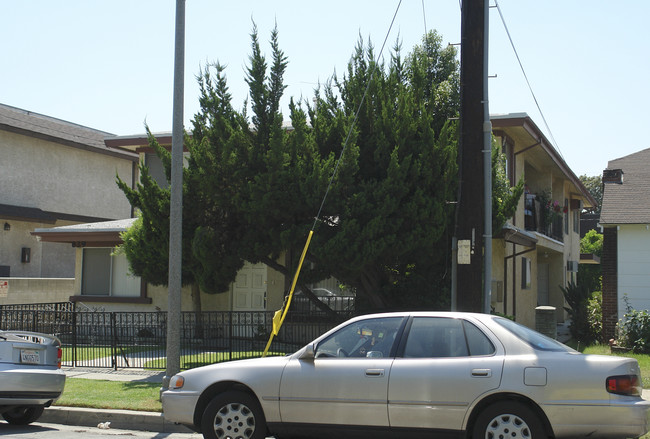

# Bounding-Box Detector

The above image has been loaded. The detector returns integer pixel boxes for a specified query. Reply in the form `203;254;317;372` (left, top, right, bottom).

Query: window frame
72;247;150;304
396;316;496;359
314;316;406;359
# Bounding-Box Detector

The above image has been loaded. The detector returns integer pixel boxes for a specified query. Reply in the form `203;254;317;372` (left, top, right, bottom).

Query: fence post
111;312;117;371
228;312;233;362
72;310;77;367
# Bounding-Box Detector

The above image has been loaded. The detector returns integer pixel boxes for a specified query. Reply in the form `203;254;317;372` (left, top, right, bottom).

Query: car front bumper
161;390;200;427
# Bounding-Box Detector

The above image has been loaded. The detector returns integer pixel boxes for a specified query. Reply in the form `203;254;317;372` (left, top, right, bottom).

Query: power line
494;0;565;161
312;0;404;230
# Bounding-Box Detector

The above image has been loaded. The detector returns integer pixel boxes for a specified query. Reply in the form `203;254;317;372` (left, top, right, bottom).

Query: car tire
472;401;545;439
201;390;267;439
2;406;45;425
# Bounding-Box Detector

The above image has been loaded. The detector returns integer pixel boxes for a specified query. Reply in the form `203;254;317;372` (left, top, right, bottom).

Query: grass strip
55;378;162;412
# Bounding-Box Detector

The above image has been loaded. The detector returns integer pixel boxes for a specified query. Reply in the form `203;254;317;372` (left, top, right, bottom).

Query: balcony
524;193;564;243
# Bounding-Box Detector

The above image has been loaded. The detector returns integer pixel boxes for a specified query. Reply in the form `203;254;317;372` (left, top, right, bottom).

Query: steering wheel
337;348;349;358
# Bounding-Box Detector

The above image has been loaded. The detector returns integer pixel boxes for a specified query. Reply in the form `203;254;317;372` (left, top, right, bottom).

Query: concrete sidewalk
63;366;165;383
42;367;193;433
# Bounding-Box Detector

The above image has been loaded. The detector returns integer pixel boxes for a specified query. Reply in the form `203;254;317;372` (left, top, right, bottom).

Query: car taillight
606;375;641;396
57;347;62;369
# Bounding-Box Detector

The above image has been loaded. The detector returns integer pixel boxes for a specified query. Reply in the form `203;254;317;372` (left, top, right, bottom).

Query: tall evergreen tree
117;28;523;313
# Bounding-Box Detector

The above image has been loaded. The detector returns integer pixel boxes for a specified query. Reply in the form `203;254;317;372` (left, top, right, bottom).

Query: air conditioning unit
566;261;579;272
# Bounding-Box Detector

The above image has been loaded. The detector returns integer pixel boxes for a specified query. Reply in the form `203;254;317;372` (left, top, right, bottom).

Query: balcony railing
524;194;564;242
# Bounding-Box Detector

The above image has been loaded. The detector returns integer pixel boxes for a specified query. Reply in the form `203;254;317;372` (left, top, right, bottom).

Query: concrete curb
41;406;193;433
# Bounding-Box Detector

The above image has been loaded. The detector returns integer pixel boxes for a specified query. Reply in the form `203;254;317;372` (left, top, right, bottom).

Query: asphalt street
0;421;201;438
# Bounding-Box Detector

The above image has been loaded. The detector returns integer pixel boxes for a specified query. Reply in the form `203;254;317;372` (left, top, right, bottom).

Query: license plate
20;349;40;364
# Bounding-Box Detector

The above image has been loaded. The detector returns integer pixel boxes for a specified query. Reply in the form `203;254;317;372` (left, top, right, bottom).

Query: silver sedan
162;312;650;439
0;330;66;425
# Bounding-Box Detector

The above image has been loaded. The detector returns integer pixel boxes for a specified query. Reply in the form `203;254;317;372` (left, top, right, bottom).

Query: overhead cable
494;0;565;161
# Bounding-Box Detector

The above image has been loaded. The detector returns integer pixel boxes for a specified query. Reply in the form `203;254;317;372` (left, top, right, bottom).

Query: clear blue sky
2;1;648;177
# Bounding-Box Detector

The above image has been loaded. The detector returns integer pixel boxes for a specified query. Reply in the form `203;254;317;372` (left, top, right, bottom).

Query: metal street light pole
162;0;185;392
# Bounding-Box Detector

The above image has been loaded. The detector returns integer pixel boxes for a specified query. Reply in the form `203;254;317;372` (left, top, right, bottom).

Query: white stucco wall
0;278;74;304
0;130;134;219
617;225;650;319
0;219;76;277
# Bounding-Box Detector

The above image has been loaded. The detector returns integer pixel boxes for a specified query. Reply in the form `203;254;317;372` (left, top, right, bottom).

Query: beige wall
0;277;74;304
70;247;287;312
0;131;134;219
0;219;77;278
1;129;136;279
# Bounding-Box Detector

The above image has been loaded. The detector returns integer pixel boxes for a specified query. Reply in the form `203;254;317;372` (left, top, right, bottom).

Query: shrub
561;282;599;344
588;291;602;340
617;297;650;354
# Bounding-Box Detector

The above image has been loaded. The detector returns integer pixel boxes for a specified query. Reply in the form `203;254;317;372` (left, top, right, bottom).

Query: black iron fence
0;303;353;370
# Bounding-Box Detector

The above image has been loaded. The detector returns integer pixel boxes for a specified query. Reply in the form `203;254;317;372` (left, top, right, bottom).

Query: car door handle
365;369;385;377
472;369;492;377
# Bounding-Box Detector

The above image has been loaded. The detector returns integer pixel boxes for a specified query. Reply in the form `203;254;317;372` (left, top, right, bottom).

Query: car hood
178;355;291;390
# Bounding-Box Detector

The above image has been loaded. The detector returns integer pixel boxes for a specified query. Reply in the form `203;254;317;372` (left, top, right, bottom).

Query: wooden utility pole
455;0;487;312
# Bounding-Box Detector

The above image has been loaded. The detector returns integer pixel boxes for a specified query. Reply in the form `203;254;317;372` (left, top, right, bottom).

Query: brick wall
602;226;618;340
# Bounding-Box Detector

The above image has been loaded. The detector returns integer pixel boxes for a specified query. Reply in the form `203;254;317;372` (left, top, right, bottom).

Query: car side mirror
300;343;315;360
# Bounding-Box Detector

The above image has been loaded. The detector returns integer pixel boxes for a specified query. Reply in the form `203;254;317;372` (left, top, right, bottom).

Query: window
315;317;404;358
144;153;169;188
81;248;141;297
521;257;532;289
403;317;495;358
495;317;574;352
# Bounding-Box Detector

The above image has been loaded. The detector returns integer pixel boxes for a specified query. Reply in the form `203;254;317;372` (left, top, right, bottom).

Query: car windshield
494;317;575;352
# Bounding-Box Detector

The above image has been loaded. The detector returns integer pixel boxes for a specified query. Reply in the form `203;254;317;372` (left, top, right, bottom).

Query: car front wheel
201;390;267;439
472;401;545;439
2;406;45;425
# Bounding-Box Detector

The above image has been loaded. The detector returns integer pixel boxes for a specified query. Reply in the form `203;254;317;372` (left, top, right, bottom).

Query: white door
232;262;267;311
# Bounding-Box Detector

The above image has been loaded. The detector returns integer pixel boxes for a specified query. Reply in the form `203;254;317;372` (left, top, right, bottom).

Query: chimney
603;168;624;184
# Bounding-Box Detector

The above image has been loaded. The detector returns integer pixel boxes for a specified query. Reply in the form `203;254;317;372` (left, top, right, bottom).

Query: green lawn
56;378;162;412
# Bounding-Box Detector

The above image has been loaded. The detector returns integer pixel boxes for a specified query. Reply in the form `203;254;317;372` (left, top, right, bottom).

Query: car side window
315;317;403;358
403;317;495;358
462;320;496;356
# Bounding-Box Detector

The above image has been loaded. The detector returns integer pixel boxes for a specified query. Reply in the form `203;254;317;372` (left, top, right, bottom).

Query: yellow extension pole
263;230;314;357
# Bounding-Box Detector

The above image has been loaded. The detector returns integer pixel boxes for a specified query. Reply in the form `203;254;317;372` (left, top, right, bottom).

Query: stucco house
600;148;650;339
0;104;137;301
490;113;596;328
14;109;593;329
30;133;291;313
31;217;290;313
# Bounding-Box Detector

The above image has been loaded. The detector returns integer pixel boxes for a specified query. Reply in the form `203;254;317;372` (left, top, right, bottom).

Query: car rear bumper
0;366;65;406
545;398;650;438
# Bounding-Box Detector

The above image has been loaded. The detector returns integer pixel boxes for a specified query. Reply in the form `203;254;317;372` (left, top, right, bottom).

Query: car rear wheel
473;401;545;439
201;390;266;439
2;406;45;425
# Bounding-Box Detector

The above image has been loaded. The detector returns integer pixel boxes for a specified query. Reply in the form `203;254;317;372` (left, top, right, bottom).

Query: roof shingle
601;147;650;224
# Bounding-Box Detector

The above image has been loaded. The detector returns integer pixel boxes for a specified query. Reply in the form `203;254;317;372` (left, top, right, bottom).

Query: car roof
353;311;495;321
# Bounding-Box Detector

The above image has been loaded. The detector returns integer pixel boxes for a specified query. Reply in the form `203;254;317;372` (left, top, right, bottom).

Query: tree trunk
191;283;204;339
355;266;389;311
260;256;339;318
